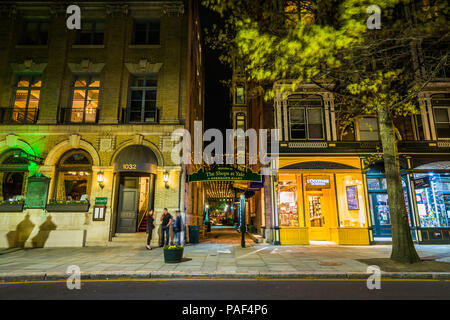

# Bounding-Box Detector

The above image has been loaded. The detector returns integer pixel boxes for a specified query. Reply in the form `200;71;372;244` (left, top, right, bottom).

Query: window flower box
0;201;24;212
163;245;184;263
46;200;90;212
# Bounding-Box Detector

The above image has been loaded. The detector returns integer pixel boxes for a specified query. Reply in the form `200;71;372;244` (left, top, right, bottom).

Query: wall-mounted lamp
97;171;104;189
163;170;169;189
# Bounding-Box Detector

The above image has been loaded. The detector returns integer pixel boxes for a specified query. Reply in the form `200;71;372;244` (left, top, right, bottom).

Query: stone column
0;7;16;107
38;11;69;124
99;6;128;124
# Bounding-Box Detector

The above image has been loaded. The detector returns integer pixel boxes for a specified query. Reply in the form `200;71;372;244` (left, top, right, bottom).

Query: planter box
46;203;90;212
0;203;24;212
163;248;184;263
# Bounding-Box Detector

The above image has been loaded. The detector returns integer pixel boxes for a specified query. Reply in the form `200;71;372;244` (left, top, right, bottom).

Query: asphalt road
0;279;449;300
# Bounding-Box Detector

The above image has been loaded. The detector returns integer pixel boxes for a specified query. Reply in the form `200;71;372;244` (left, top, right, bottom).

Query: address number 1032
123;164;136;170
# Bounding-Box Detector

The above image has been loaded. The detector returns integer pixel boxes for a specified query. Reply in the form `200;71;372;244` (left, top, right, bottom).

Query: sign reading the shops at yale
188;165;262;182
25;174;50;209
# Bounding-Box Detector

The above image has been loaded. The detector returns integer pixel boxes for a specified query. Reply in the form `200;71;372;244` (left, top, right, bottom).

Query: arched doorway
113;145;158;234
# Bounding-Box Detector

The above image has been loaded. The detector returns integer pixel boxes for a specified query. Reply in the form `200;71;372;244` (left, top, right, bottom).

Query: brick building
0;0;204;248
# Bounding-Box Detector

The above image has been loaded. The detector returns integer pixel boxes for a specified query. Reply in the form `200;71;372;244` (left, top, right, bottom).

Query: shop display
309;196;323;227
346;186;359;210
414;174;450;228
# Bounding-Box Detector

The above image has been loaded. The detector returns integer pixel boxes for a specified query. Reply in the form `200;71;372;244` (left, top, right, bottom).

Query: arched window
0;149;29;201
287;94;324;140
55;149;92;201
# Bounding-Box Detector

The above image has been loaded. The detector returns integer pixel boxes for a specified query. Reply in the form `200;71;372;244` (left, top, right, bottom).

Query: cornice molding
11;59;48;73
68;59;105;73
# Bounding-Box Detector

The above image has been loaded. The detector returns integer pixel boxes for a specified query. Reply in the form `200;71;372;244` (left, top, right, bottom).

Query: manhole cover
318;261;342;266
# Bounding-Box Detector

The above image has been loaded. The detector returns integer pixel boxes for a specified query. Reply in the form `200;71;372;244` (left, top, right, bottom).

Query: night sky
200;5;232;133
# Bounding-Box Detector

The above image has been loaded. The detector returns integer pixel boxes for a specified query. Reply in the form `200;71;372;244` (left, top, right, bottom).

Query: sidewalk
1;242;449;281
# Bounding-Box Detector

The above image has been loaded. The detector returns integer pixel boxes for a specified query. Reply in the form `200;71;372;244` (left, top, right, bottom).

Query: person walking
160;208;172;247
146;209;155;250
173;211;183;246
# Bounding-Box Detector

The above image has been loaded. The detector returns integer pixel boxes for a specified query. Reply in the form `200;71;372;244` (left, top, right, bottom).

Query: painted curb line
1;271;449;282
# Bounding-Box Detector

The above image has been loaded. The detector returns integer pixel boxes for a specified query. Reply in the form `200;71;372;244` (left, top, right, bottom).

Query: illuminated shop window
0;149;28;202
287;94;324;140
357;117;379;141
70;75;100;123
19;20;49;45
10;74;41;123
414;173;450;228
133;20;160;45
75;20;105;45
128;74;158;123
431;94;450;139
56;150;92;201
278;174;299;227
336;175;367;228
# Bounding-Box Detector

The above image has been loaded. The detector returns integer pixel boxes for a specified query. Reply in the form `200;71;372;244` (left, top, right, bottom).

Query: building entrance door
307;192;329;240
116;177;139;233
370;193;392;237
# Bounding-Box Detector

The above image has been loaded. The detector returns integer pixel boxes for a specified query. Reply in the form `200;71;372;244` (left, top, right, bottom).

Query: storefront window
55;150;92;201
0;149;29;202
414;173;450;228
278;174;299;227
336;174;366;228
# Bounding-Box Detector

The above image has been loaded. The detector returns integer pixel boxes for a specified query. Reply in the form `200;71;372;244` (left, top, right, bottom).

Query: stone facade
0;1;203;248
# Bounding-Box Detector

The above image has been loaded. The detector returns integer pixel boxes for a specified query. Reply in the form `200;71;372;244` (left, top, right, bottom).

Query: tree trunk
378;107;420;263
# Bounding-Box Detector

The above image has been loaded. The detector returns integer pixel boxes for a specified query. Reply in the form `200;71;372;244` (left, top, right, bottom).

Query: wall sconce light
97;171;104;189
163;170;169;189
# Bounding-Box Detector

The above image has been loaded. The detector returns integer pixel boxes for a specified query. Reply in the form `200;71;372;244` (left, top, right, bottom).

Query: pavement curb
1;271;449;282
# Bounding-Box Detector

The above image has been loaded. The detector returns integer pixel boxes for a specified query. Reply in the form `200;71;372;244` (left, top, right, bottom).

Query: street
0;279;449;300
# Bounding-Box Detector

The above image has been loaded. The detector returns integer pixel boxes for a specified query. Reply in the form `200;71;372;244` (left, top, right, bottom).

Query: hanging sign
414;177;430;189
188;165;262;183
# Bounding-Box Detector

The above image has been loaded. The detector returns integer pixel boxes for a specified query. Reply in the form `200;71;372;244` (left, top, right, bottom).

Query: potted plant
46;200;90;212
163;245;184;263
0;200;24;212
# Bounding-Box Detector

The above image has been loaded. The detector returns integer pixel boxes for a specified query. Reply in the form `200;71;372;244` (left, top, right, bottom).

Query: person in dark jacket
173;211;183;246
146;209;155;250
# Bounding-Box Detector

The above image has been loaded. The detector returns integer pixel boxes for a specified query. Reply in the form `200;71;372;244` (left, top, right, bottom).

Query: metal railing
58;107;100;124
119;107;159;124
0;107;39;124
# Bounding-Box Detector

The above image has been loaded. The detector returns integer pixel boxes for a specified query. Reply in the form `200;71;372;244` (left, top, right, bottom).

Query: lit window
10;74;41;123
278;174;299;227
69;75;100;123
56;150;92;201
236;112;245;131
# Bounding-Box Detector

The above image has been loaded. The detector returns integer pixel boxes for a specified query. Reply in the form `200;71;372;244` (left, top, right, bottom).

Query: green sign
25;174;50;209
95;197;108;206
188;165;262;183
